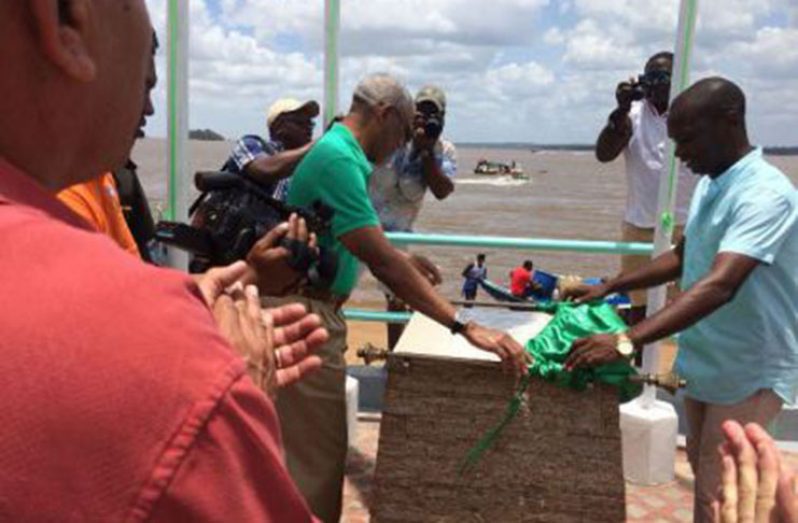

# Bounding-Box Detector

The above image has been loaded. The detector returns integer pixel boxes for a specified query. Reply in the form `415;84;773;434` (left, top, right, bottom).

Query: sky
143;0;798;145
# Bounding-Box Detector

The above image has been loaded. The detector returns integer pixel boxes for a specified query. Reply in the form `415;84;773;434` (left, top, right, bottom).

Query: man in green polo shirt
279;73;528;523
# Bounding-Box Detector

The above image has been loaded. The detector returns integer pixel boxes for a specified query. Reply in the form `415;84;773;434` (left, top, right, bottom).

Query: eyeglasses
643;70;671;86
277;113;316;128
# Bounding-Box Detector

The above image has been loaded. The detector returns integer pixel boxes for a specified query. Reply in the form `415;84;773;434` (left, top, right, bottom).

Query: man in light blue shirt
563;77;798;522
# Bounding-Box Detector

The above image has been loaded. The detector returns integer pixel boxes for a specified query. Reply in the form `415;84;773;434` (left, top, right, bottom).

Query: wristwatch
450;311;467;335
616;332;635;358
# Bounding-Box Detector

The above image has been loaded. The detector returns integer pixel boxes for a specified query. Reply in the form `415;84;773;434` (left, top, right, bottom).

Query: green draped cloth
526;301;641;402
461;302;641;473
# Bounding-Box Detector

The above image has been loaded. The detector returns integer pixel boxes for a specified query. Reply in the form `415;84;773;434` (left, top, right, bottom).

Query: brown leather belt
298;287;349;311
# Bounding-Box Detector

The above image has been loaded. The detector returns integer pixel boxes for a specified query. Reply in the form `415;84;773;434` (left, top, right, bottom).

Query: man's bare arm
565;251;760;371
595;108;633;163
568;238;685;302
420;151;454;200
243;143;313;186
340;226;529;375
340;226;456;326
628;252;760;346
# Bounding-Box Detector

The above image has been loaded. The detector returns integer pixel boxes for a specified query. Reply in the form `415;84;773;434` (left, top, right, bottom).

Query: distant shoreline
456;143;798;155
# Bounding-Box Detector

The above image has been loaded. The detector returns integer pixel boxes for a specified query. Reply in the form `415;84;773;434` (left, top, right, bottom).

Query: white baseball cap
266;98;320;128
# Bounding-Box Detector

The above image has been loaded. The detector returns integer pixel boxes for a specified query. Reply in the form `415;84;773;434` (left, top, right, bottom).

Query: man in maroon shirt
0;1;323;520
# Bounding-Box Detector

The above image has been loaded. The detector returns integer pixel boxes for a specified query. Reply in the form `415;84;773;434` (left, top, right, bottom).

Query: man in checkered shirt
222;98;319;200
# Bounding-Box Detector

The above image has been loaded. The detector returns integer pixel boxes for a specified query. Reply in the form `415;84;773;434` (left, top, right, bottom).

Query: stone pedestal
372;311;626;522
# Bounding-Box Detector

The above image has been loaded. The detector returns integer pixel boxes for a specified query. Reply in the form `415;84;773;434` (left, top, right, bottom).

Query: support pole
618;0;700;488
323;0;341;128
166;0;190;269
640;0;700;405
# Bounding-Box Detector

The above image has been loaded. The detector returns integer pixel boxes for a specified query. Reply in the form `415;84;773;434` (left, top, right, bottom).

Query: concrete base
620;397;678;485
345;375;359;446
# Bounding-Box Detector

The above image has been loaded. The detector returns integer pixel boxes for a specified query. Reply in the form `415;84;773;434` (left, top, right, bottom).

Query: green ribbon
660;211;675;236
460;302;641;474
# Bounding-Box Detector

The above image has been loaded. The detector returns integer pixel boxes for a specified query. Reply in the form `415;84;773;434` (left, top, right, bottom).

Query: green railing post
642;0;700;397
165;0;189;269
323;0;341;128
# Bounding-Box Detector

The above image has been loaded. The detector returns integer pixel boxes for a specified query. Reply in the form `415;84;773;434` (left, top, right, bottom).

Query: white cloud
141;0;798;145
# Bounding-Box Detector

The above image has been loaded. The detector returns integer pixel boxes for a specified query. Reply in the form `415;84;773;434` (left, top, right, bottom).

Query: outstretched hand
246;213;317;297
463;322;531;377
564;334;623;371
194;260;249;308
560;281;610;304
713;421;798;523
211;283;325;398
265;302;327;390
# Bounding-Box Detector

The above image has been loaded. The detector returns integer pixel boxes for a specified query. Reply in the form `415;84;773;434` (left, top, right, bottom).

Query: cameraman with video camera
369;85;457;348
595;51;697;332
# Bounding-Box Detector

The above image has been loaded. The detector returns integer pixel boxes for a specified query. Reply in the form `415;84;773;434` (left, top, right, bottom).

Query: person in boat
566;77;798;523
0;2;330;520
509;260;542;298
369;84;457;348
461;253;488;304
274;74;527;523
222;97;319;201
595;51;698;329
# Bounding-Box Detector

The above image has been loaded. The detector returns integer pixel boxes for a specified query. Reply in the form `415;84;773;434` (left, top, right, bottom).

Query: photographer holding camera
595;51;698;330
369;84;457;348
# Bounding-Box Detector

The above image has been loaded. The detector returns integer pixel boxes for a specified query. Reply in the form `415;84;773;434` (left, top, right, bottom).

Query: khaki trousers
684;389;783;523
265;295;348;523
621;222;684;306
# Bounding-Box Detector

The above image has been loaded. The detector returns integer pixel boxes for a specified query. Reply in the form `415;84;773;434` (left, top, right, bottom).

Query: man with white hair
279;72;529;523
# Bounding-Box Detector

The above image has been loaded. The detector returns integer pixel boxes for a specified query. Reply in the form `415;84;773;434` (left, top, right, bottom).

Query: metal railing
343;232;655;323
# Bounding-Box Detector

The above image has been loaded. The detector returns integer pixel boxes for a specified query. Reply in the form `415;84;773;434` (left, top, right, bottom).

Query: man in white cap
222;98;319;200
369;84;457;348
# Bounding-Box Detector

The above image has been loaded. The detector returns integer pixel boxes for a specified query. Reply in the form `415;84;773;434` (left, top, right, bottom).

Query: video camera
155;171;338;289
630;70;672;101
422;114;443;140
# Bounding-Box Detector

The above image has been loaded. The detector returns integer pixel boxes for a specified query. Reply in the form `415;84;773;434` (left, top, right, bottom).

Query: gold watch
616;332;634;358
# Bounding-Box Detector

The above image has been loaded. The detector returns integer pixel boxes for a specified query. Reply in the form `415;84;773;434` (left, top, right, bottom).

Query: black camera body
423;115;443;140
155;171;338;289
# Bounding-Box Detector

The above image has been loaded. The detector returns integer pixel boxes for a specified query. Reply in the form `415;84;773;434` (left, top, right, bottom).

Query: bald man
563;77;798;522
0;2;322;520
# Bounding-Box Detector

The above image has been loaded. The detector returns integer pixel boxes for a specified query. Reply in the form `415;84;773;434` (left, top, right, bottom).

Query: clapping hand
713;421;798;523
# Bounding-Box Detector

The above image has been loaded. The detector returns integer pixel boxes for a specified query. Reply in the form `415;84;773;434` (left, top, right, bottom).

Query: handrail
344;232;656;322
386;232;654;255
344;309;412;323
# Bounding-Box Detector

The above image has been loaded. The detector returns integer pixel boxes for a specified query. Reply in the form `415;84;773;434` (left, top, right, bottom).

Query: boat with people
477;269;631;307
473;159;527;180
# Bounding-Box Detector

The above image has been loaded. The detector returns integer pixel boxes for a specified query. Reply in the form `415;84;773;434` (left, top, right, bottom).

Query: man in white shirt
595;51;698;328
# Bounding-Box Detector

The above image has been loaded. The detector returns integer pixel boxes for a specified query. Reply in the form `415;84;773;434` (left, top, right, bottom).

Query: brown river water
131;138;798;306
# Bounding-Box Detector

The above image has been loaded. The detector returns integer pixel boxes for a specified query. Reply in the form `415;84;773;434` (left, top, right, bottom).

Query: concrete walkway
342;416;798;523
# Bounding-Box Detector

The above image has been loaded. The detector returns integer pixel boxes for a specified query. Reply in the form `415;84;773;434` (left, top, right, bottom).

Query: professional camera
423;114;443;140
155;171;338;289
630;70;671;101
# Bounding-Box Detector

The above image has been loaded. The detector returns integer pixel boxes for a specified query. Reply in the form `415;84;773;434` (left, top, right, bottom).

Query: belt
298;286;349;311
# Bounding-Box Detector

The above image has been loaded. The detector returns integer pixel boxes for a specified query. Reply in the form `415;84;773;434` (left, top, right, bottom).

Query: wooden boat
473;159;525;178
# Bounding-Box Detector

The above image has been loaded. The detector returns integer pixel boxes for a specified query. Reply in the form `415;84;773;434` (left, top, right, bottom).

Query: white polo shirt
623;100;698;228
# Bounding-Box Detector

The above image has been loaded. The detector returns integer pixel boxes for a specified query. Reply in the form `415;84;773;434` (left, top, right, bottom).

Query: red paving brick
342;415;798;523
